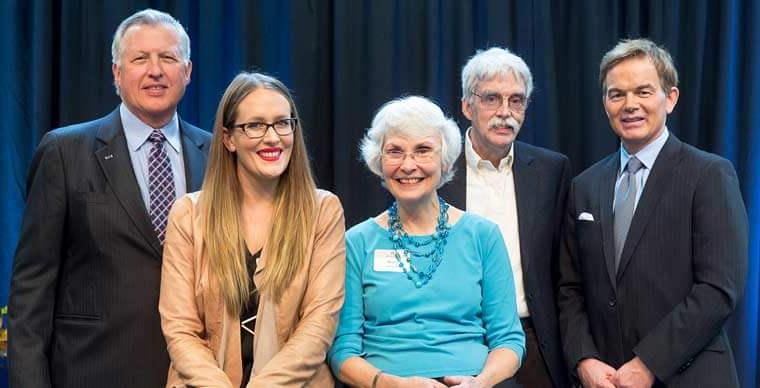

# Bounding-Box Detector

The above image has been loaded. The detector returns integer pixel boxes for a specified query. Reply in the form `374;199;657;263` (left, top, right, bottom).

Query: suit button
608;298;617;308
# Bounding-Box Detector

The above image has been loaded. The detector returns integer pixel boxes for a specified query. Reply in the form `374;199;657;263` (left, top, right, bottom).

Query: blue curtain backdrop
1;0;758;386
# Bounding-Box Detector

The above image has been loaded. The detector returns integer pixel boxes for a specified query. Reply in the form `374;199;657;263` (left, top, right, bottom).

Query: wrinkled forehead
121;24;182;53
473;70;527;93
383;128;441;147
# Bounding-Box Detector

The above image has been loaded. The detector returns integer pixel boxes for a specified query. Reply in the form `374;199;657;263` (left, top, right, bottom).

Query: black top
240;249;260;387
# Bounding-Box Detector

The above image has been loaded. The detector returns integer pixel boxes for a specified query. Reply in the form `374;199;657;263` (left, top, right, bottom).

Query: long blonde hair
200;72;317;314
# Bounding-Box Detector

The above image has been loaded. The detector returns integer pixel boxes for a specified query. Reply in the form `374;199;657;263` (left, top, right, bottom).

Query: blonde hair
200;72;317;314
599;38;679;94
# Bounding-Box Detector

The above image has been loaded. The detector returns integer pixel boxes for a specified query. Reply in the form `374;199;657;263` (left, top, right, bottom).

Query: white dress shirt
464;129;528;318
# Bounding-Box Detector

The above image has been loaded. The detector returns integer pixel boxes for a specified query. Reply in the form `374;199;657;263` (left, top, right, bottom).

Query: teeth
398;178;422;184
259;151;280;158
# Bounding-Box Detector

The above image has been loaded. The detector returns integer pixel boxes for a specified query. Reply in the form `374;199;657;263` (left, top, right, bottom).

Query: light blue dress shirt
614;128;669;211
120;104;187;210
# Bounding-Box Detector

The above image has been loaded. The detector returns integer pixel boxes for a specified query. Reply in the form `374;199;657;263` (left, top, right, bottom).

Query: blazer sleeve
7;132;65;388
632;158;748;380
557;180;601;373
250;193;346;387
160;196;235;387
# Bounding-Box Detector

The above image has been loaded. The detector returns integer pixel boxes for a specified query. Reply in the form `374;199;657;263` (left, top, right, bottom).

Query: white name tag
373;249;410;272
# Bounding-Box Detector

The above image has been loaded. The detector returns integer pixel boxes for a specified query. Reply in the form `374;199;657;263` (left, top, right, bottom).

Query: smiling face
462;72;526;158
223;88;295;185
603;56;679;154
112;24;191;128
381;133;442;206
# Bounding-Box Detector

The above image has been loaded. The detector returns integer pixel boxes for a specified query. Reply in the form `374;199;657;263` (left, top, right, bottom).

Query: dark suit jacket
8;108;211;388
557;134;747;387
439;140;572;388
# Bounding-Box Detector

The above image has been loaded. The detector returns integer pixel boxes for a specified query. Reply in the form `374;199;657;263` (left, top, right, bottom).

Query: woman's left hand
441;375;487;388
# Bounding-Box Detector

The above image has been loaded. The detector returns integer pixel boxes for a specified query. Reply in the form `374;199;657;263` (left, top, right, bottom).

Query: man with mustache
557;39;747;388
440;47;571;388
8;9;211;387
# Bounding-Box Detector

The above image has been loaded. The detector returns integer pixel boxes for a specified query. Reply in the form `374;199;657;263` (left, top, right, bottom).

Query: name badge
373;249;410;272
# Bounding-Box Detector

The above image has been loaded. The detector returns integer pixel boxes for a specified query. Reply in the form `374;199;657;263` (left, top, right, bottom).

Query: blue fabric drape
1;0;758;386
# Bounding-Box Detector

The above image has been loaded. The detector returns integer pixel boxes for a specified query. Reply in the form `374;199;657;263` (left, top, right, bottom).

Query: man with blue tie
558;39;747;388
8;9;211;387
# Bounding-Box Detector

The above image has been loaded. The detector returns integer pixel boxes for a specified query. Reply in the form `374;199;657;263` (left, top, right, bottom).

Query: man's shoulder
677;139;729;166
179;120;211;143
573;152;617;183
515;140;569;164
49;112;114;139
41;110;120;151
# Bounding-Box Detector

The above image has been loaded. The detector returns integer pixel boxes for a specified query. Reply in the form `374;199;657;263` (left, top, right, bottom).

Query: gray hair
111;9;191;66
360;96;462;188
461;47;534;102
599;38;678;94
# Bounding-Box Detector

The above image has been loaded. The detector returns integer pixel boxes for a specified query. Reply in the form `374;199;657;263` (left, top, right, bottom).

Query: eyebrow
238;114;291;122
607;83;656;93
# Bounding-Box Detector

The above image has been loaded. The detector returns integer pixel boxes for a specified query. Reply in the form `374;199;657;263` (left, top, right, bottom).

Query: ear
462;98;474;121
183;60;193;86
112;63;121;91
222;128;236;152
665;86;679;114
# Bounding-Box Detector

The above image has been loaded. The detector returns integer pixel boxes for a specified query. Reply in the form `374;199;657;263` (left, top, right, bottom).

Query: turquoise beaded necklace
386;196;451;288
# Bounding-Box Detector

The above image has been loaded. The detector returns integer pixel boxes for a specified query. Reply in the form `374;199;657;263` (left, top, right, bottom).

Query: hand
577;358;616;388
442;375;486;387
612;357;655;388
384;375;448;388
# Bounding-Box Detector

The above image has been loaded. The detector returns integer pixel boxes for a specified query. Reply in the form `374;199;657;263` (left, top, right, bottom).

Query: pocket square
578;212;595;221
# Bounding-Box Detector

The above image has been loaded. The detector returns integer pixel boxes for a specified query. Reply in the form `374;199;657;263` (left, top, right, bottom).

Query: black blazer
439;140;572;388
8;109;211;388
557;134;747;387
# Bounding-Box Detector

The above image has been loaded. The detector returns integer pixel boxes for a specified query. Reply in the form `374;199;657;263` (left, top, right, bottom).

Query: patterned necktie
148;129;176;244
613;156;644;270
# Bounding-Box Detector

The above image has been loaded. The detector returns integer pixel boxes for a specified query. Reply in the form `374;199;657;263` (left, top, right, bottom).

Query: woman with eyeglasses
329;96;525;388
159;72;345;387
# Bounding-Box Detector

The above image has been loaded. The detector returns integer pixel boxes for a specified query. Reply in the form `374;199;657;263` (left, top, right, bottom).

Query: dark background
1;1;758;386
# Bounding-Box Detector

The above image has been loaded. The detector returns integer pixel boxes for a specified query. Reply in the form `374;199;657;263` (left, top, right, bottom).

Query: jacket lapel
599;153;619;288
616;135;682;280
179;121;209;192
513;144;537;274
94;109;162;257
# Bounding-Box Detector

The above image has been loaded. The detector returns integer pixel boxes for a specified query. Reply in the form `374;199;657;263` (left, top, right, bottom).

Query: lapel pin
104;154;114;160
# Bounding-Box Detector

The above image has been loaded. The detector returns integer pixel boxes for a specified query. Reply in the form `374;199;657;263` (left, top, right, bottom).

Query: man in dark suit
557;39;747;388
8;9;211;387
439;47;571;388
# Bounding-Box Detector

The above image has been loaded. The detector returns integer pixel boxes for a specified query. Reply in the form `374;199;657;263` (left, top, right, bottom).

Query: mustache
488;117;520;130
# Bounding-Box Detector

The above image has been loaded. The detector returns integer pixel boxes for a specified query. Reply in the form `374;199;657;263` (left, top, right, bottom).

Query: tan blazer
159;189;346;388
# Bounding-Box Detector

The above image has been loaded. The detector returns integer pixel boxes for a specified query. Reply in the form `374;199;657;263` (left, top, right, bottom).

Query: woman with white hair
329;96;525;388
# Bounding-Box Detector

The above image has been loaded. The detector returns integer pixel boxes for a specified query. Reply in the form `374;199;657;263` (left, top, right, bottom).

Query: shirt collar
120;103;181;153
619;127;669;174
465;127;514;172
